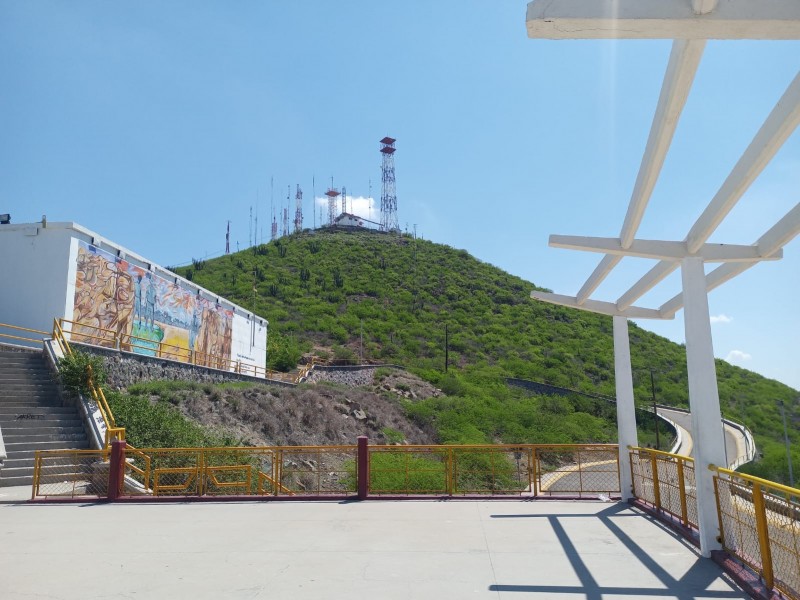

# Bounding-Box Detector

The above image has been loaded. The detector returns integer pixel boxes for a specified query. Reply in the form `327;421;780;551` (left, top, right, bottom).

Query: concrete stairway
0;350;89;487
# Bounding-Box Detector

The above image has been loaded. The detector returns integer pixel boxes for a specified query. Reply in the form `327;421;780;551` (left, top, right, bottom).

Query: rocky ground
131;366;442;449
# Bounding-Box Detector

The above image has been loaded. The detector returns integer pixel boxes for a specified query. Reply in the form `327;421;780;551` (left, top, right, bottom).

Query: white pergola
526;0;800;557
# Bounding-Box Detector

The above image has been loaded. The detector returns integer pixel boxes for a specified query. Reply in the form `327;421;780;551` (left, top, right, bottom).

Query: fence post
107;440;126;501
677;459;689;527
751;483;774;590
651;452;662;511
357;436;369;500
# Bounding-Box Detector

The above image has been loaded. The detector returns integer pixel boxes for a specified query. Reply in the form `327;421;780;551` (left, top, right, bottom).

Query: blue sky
1;2;798;390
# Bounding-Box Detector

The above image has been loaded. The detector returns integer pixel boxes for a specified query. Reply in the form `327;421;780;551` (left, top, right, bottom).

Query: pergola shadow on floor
0;498;748;600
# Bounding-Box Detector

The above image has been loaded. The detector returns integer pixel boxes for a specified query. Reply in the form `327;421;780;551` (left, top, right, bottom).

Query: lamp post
779;400;795;488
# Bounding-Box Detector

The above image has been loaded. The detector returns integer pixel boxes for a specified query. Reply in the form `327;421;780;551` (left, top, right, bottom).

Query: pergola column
681;256;727;557
613;316;638;501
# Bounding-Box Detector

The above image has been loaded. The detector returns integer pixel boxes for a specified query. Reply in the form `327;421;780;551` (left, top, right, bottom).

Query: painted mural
72;241;232;367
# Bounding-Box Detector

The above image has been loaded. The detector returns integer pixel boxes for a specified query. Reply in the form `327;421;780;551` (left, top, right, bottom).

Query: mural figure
72;241;233;366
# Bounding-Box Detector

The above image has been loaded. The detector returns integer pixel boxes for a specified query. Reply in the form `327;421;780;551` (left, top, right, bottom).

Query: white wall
0;223;75;336
231;313;268;368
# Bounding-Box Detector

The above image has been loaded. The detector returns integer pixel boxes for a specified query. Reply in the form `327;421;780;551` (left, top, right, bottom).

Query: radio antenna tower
283;186;290;237
249;206;253;246
294;185;303;233
270;178;278;241
380;137;398;231
325;179;340;226
341;186;348;215
225;220;231;254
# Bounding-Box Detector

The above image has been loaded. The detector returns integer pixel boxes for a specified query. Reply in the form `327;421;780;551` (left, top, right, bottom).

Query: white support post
613;316;638;502
681;257;727;557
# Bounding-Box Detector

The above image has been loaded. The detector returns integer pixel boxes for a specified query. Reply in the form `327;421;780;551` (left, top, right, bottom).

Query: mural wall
71;241;240;369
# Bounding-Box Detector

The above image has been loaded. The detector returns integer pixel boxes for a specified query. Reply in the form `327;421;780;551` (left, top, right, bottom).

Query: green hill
173;228;798;484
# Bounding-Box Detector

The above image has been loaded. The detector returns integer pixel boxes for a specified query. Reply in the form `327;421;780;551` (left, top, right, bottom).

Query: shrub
58;350;107;395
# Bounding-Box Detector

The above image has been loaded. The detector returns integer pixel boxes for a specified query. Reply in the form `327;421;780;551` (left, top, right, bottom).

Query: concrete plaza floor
0;487;747;599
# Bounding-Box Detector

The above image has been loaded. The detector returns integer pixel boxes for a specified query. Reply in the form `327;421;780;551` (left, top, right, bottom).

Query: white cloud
710;314;733;325
725;350;752;363
315;195;378;222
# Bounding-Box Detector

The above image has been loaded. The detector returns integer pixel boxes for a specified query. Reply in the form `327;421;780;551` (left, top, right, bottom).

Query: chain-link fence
629;447;697;529
33;449;110;499
714;470;799;599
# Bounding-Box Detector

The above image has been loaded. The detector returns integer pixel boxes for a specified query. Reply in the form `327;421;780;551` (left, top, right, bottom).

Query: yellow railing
52;319;125;448
711;465;800;599
0;322;48;347
629;446;697;529
32;443;621;500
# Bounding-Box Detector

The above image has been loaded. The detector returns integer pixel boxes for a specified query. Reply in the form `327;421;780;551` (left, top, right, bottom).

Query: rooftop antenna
380;136;398;232
225;220;231;254
294;184;303;233
325;177;340;226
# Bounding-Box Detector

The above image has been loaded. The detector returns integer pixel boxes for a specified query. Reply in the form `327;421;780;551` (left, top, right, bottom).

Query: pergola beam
577;40;704;305
530;291;670;320
617;72;800;309
550;235;783;262
660;203;800;317
526;0;800;40
686;72;800;253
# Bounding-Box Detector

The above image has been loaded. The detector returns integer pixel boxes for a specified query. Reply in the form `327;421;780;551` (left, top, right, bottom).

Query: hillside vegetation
173;228;798;483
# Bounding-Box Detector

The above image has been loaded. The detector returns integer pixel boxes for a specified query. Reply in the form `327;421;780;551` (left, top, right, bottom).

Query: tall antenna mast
325;177;340;226
368;178;372;221
283;186;290;237
294;184;303;233
255;191;259;246
312;176;316;229
225;220;231;254
341;186;348;215
270;177;278;241
379;136;398;232
249;206;253;246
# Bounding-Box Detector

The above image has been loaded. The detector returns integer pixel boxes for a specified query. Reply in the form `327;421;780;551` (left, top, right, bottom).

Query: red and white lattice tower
379;137;398;231
294;185;303;233
325;186;340;226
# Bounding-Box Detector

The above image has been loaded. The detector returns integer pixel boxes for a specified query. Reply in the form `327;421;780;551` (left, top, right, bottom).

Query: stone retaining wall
74;343;293;389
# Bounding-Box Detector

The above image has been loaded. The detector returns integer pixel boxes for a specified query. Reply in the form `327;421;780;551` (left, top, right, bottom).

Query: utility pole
444;323;449;373
779;400;795;487
650;369;660;449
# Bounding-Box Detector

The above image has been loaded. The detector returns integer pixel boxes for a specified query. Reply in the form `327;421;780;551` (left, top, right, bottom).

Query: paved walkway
658;407;748;468
0;490;747;600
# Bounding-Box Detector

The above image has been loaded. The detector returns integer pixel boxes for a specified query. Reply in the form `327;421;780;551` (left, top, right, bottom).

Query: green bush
58;350;107;395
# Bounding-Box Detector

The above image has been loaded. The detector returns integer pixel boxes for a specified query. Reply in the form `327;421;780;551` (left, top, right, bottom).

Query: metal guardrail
630;446;799;600
0;322;48;347
52;319;126;448
711;465;800;600
32;442;620;501
629;446;698;530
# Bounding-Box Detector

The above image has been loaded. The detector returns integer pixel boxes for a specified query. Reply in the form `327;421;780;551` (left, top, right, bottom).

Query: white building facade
0;221;268;375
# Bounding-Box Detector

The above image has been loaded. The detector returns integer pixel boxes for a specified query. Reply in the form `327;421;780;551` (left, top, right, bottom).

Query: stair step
0;406;73;415
1;426;86;437
3;455;85;469
4;440;89;453
0;475;34;488
0;418;82;428
4;432;88;445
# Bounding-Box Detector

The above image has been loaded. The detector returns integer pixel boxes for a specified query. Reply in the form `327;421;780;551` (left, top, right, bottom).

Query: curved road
657;407;749;468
